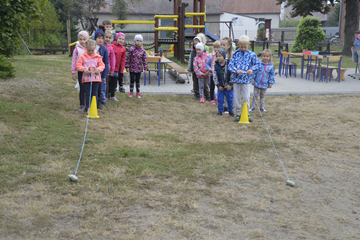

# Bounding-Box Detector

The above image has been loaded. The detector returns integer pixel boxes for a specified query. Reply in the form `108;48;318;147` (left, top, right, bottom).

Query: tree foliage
112;0;142;29
0;0;47;56
28;1;63;47
279;13;301;27
72;0;106;30
292;17;325;52
0;56;15;79
327;2;341;27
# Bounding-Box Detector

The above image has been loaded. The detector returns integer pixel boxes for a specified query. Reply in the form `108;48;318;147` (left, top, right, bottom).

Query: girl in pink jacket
103;30;116;102
76;40;105;112
71;30;89;112
193;43;210;103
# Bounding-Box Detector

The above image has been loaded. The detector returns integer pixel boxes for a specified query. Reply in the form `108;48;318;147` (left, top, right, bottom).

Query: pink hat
78;30;89;40
116;32;126;41
357;34;360;41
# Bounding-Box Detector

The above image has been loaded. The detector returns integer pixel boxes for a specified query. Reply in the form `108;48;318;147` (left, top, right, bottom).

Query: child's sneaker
229;111;235;117
210;100;216;105
120;86;126;93
101;100;107;105
260;108;267;112
110;97;119;102
248;114;253;122
79;106;85;112
200;97;205;103
104;97;108;101
235;114;241;122
136;93;141;98
249;107;255;112
128;92;133;98
217;112;223;116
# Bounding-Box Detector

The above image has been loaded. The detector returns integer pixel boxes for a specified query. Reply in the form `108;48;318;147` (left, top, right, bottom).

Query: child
76;39;105;112
125;34;148;98
250;49;275;113
71;30;89;112
187;36;210;100
112;32;126;95
206;40;220;105
91;20;116;42
196;33;210;53
220;37;234;112
221;37;233;60
110;32;126;101
228;35;260;123
103;30;116;101
193;43;210;103
94;26;109;109
213;48;234;116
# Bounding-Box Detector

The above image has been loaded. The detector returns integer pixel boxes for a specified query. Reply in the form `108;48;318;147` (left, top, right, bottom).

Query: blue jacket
252;60;275;89
97;45;109;79
213;59;233;89
228;49;260;84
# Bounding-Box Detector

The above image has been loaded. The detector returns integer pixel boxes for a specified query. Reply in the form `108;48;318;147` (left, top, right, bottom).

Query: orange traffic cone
87;96;99;118
238;102;250;124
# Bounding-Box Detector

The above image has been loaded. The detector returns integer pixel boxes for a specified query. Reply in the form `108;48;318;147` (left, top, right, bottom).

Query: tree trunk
343;0;359;56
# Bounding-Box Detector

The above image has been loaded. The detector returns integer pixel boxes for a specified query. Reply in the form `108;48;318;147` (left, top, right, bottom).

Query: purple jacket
125;46;148;73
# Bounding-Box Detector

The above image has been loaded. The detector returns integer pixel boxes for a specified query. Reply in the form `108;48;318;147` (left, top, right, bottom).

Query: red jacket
111;41;126;73
76;52;105;83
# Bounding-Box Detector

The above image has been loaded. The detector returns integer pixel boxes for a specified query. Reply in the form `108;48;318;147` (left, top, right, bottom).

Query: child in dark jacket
250;49;275;113
94;26;109;108
213;48;234;116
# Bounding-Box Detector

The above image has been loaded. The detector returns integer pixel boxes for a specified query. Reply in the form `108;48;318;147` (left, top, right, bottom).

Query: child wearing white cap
125;34;148;98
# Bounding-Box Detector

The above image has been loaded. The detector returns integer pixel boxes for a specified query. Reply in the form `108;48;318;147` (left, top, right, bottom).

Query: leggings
117;64;124;88
251;86;267;109
130;72;141;93
108;76;118;97
198;77;210;99
78;72;85;106
210;76;216;100
84;82;99;109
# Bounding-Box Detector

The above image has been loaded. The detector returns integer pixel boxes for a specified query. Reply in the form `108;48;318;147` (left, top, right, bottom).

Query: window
109;1;113;6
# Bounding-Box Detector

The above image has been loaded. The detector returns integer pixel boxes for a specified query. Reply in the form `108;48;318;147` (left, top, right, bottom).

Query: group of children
71;20;148;113
71;21;275;122
188;33;275;122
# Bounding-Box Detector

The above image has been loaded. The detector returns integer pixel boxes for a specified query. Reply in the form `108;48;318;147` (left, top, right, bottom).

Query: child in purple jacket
125;34;148;98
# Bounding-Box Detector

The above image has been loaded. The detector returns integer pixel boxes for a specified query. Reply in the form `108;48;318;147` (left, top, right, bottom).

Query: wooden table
289;53;323;79
146;56;173;86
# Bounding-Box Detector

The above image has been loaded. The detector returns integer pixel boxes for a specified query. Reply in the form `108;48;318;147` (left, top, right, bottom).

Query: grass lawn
1;55;360;239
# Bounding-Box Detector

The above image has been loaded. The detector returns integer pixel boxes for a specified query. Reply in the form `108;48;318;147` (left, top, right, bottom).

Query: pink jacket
193;52;210;78
104;43;115;74
76;52;105;83
71;42;86;74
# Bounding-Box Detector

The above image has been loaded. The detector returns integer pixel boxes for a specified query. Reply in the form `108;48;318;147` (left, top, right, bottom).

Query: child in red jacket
109;32;127;101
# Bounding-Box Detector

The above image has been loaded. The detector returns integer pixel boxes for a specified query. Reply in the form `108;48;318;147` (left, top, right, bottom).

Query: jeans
218;89;234;113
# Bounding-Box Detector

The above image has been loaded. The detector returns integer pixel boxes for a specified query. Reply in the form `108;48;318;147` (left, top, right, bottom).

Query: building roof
97;0;222;15
222;0;281;14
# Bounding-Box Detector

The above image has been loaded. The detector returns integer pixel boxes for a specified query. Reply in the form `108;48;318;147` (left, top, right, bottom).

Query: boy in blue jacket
212;48;234;116
94;27;109;109
228;35;260;122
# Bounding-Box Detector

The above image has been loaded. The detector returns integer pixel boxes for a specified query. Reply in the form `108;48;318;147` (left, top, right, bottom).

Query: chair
280;51;297;78
304;54;319;82
320;56;342;83
145;56;161;86
348;47;360;79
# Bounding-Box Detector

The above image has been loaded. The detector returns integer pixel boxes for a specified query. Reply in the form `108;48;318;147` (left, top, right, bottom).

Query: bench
29;45;68;55
166;62;189;84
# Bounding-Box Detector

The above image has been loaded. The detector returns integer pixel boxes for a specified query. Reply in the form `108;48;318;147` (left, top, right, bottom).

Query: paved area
119;68;360;95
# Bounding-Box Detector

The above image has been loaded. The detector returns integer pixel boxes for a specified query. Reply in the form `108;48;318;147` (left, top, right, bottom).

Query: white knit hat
134;34;143;42
195;43;204;51
194;36;202;43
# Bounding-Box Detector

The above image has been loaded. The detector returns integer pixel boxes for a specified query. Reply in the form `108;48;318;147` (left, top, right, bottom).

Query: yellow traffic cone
87;96;99;118
238;102;250;124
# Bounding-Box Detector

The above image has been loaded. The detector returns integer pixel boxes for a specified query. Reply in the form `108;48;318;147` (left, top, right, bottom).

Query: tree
292;17;325;52
327;2;341;27
112;0;142;29
276;0;358;56
279;13;301;27
72;0;107;30
0;0;47;57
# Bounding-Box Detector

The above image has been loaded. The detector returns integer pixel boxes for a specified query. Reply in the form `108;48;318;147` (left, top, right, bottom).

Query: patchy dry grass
0;55;360;239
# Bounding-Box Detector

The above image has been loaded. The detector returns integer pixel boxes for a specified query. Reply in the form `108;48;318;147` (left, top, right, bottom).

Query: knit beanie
195;43;204;51
194;36;202;43
216;48;227;59
134;34;143;42
78;31;89;40
358;34;360;41
116;32;126;41
94;28;104;40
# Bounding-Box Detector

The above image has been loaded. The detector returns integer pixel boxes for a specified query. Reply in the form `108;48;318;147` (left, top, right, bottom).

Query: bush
0;56;15;79
292;17;325;52
257;28;266;41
